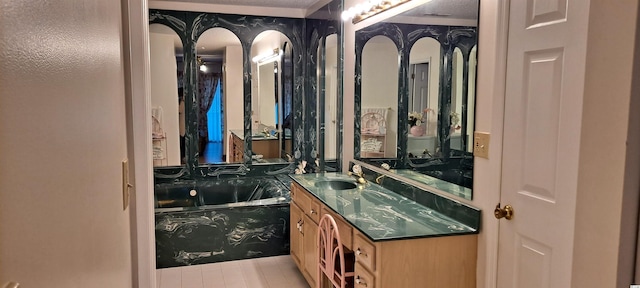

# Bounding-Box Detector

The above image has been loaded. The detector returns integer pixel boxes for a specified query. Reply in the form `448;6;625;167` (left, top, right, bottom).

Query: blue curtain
207;79;223;142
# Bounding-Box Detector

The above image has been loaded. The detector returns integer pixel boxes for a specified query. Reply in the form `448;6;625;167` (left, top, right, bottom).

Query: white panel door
497;0;589;287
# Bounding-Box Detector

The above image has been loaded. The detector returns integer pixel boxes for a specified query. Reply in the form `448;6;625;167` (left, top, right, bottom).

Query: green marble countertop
290;173;477;242
388;169;472;200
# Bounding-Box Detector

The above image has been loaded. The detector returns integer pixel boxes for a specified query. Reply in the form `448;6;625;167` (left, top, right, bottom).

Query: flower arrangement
409;108;433;127
408;111;424;127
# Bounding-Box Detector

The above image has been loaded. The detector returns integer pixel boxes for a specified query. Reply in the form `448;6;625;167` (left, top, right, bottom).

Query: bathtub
154;176;291;268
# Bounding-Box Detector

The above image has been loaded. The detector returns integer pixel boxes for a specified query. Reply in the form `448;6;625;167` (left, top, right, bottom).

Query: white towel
152;106;165;137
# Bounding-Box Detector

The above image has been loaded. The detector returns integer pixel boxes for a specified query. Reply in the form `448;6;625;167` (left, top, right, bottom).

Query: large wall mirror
359;35;398;159
149;10;307;178
353;0;479;200
319;34;339;161
150;7;343;178
308;0;344;172
149;23;184;167
248;30;294;164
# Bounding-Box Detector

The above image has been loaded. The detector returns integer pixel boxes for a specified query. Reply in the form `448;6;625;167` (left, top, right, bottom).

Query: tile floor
157;255;310;288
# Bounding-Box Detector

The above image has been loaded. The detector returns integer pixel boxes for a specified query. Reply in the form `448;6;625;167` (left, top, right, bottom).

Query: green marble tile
290;173;477;242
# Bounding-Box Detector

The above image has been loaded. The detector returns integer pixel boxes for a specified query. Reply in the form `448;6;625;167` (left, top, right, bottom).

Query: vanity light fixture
252;48;283;64
341;0;413;23
197;56;207;72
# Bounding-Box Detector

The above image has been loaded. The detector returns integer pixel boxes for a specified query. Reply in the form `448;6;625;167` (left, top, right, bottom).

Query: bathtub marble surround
154;176;290;210
290;172;478;241
155;176;294;268
156;205;290;268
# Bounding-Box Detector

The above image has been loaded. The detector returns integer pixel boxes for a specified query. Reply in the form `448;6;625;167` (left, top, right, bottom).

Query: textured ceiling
154;0;320;9
403;0;479;19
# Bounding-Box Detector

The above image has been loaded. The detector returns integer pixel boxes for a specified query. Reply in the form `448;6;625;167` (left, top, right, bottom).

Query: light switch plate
122;159;131;210
474;132;490;159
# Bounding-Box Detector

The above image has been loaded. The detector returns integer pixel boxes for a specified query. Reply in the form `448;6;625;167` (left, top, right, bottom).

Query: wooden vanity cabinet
229;132;292;162
289;202;304;267
229;134;244;162
290;183;354;287
302;214;319;285
290;183;319;286
290;182;477;288
352;231;477;288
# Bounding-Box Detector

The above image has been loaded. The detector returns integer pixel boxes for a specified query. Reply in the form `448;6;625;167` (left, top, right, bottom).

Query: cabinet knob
310;209;317;215
355;276;367;286
355;248;367;257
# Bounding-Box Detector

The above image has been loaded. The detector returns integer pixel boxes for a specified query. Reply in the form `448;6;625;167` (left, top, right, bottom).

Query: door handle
494;203;514;220
4;282;20;288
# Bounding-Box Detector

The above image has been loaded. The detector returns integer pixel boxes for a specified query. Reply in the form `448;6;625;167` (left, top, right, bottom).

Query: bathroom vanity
290;173;478;288
228;130;292;162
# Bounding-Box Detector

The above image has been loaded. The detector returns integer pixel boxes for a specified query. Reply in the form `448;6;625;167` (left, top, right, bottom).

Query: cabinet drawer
295;187;321;223
290;183;300;204
354;233;376;272
354;262;376;288
322;207;353;250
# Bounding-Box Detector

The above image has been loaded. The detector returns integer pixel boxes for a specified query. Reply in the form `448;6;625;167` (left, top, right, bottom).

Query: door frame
123;0;156;287
472;0;510;287
125;0;516;287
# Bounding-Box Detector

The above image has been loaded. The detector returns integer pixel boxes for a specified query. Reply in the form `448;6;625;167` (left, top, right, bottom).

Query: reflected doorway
202;78;224;163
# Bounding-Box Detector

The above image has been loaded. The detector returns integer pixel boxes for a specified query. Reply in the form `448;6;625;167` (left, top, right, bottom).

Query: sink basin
314;180;357;190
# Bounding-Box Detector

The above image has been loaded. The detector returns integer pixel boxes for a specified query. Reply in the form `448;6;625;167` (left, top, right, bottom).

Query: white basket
361;138;383;152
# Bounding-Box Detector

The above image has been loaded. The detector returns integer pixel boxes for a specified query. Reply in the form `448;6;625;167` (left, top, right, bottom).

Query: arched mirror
466;45;477;153
149;24;184;167
407;37;441;159
360;35;398;159
450;47;464;151
250;30;293;163
195;28;242;164
319;34;339;161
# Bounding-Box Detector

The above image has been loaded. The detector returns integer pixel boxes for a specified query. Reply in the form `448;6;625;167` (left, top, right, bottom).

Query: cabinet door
290;203;304;268
303;214;318;285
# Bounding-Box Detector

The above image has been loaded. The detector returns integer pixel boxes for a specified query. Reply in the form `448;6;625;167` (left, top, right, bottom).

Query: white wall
573;1;640;286
224;45;244;161
0;0;132;287
361;36;399;157
150;33;181;166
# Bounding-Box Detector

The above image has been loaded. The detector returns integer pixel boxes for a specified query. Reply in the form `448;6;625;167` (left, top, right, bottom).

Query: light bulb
341;10;351;21
200;64;207;72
